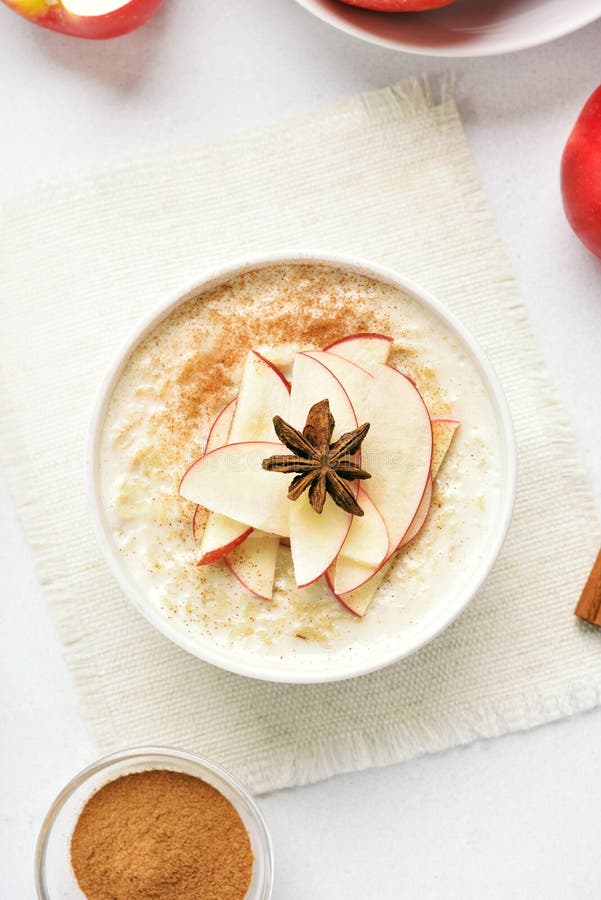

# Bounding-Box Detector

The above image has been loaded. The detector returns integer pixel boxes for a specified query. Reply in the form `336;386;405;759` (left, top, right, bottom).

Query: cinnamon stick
574;549;601;626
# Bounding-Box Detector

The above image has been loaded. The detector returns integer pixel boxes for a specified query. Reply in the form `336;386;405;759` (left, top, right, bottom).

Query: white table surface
1;3;601;898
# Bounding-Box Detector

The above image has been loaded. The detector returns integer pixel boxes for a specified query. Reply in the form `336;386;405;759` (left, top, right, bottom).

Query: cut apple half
2;0;164;38
180;442;291;537
225;531;280;601
324;333;393;370
64;0;137;11
332;488;389;595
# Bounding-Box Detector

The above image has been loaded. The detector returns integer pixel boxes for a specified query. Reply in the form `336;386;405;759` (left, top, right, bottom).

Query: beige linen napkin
1;79;600;793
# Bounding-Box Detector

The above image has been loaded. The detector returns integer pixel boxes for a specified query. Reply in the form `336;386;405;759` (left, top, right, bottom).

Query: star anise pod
262;399;371;516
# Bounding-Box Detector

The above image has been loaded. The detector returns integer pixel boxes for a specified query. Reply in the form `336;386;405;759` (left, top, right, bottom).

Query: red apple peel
561;86;601;260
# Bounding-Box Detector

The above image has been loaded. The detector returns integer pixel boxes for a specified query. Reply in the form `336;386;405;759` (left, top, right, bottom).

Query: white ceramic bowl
294;0;601;57
87;251;517;683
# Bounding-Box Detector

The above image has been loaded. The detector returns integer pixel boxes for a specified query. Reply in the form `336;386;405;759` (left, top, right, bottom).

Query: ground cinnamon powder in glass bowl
70;769;254;899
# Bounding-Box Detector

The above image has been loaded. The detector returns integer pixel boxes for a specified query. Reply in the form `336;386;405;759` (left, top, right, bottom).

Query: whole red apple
561;86;601;260
336;0;456;10
1;0;164;39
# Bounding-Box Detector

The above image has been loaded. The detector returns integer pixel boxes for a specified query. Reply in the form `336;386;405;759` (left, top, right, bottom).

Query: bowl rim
35;744;274;900
86;249;517;683
293;0;601;58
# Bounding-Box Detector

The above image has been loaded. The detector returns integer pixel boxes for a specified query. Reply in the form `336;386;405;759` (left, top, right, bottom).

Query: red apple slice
197;516;252;566
229;350;290;442
289;352;358;435
225;531;279;601
289;494;353;589
399;477;433;549
399;419;459;549
205;398;237;454
335;414;458;616
304;350;372;421
2;0;164;39
431;419;460;478
191;398;236;545
333;567;386;618
326;366;432;617
207;353;287;581
196;352;290;562
180;442;290;537
191;504;207;542
254;344;297;373
330;478;430;613
288;353;359;588
362;365;432;554
332;488;389;595
336;489;388;567
325;566;379;618
324;333;393;370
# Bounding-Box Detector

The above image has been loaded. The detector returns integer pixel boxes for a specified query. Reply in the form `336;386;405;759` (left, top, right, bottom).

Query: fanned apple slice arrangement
180;334;459;617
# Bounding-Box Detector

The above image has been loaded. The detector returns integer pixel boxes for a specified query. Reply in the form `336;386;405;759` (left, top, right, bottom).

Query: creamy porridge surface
100;264;501;666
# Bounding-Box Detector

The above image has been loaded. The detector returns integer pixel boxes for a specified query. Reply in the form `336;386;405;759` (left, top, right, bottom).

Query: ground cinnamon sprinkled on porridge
162;266;394;453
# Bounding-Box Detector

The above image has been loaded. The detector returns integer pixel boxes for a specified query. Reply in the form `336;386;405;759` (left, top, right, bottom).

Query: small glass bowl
35;745;274;899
